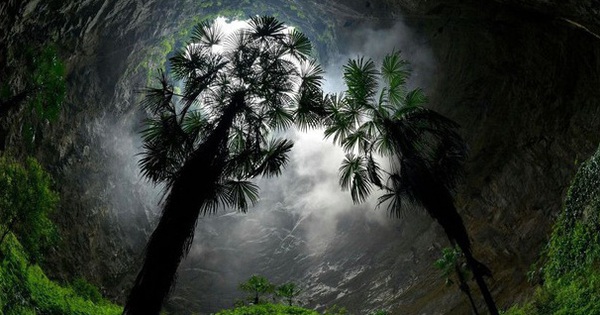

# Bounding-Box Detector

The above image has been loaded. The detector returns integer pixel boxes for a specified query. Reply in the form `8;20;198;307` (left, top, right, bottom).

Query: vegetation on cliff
0;157;121;315
504;146;600;314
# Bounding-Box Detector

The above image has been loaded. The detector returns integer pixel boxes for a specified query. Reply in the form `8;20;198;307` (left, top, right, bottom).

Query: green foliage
239;275;275;304
504;146;600;314
276;282;302;306
27;45;65;122
0;234;32;314
503;272;600;315
215;303;319;315
435;247;460;286
434;246;470;287
0;234;121;314
0;156;59;263
0;44;65;149
544;145;600;280
71;277;104;303
368;311;389;315
323;305;348;315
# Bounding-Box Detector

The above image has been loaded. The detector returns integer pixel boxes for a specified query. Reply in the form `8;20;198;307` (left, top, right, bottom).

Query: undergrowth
0;233;122;314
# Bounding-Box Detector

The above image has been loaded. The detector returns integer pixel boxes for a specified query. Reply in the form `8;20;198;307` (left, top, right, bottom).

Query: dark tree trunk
402;159;498;315
462;248;498;315
455;263;480;315
123;101;242;315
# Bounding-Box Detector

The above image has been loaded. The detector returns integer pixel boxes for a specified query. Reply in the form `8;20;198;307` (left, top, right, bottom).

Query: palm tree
238;275;275;305
275;282;302;306
123;16;325;315
324;51;498;314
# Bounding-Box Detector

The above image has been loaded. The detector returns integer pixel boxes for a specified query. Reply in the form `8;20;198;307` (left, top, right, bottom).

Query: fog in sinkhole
103;16;438;313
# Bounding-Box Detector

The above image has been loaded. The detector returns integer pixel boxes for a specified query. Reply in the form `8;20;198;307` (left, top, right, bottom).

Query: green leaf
343;57;378;110
339;154;372;204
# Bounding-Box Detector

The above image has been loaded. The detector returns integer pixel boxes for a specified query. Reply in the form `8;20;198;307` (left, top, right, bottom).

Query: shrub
215;303;319;315
0;156;59;263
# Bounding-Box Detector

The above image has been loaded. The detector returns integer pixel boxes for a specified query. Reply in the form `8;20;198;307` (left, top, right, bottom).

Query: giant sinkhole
2;1;600;314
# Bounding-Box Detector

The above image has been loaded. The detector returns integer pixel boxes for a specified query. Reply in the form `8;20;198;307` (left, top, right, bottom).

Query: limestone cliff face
2;0;600;313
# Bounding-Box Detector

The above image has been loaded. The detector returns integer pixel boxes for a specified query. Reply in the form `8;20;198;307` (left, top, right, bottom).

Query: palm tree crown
140;16;324;205
325;51;466;212
124;16;324;315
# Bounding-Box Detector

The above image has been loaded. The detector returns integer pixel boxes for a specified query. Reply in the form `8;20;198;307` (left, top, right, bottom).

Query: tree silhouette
238;275;275;305
123;16;325;315
324;51;498;314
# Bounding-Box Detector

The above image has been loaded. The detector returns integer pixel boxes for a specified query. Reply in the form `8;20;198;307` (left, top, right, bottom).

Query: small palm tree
325;51;498;314
123;16;324;315
238;275;275;305
276;282;302;306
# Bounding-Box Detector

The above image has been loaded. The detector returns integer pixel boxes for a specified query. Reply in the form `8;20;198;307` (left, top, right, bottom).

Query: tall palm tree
324;52;498;314
124;16;325;315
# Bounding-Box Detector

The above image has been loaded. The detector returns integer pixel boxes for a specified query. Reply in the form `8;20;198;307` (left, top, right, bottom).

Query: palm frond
404;88;428;108
339;154;372;204
341;129;370;153
343;57;378;109
140;70;175;115
372;133;396;156
294;86;326;130
323;112;353;146
247;16;286;40
381;51;410;106
253;138;293;178
170;44;208;80
199;181;230;215
298;59;324;91
283;29;312;60
181;110;211;144
266;104;294;130
191;20;224;47
224;180;260;212
366;154;383;189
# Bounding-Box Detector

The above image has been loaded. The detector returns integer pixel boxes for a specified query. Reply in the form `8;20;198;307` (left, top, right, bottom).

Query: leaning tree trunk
405;159;499;315
123;102;240;315
461;247;498;315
